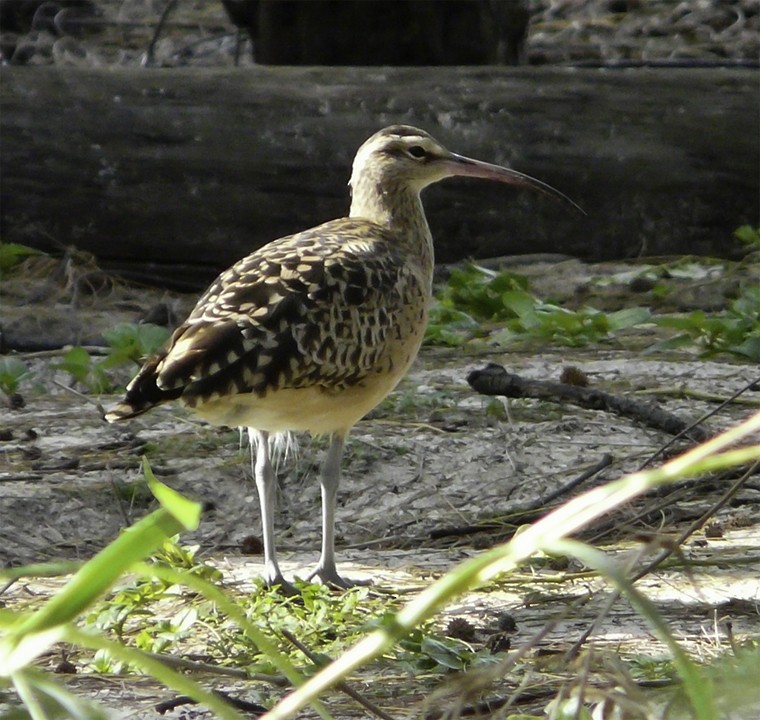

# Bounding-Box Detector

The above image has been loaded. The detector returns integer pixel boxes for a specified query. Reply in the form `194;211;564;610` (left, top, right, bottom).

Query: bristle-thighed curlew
106;125;580;592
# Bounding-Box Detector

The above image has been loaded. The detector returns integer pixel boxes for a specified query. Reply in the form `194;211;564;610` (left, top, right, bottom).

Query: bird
105;124;580;593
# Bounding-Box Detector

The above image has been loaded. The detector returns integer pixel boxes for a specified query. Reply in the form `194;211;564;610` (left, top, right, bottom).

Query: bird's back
105;217;431;434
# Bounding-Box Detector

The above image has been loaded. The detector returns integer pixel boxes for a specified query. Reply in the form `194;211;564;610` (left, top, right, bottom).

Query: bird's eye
407;145;427;159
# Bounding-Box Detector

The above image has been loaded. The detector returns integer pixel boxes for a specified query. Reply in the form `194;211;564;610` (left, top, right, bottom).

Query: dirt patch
3;345;757;563
1;255;759;718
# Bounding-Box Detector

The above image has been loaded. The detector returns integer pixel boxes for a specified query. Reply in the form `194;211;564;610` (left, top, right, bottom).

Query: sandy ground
2;254;759;718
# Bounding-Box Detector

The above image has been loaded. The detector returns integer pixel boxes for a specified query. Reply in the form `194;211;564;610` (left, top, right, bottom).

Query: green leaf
101;323;171;368
55;347;93;384
56;347;116;393
143;457;201;531
0;357;30;395
136;323;172;354
644;334;695;354
731;286;760;319
0;242;43;276
733;335;760;361
420;636;468;670
0;561;83;582
606;306;651;331
501;290;539;326
734;224;760;250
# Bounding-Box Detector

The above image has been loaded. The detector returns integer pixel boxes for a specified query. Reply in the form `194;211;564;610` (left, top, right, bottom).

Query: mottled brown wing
119;218;421;414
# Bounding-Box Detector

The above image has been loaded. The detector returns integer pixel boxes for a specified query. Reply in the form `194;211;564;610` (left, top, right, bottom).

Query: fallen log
1;66;757;290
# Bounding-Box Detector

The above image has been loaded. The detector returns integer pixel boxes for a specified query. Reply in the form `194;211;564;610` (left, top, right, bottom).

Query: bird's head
349;124;582;212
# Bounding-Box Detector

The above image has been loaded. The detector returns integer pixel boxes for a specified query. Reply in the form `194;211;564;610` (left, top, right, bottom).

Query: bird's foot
262;571;300;597
309;565;371;591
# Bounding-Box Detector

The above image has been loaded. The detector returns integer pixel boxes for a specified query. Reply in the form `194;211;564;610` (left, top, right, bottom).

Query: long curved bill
443;152;585;215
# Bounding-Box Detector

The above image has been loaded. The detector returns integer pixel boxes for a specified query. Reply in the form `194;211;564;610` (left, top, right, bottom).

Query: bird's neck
349;180;435;283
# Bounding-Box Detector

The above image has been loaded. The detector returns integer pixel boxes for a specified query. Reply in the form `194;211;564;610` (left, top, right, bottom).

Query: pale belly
185;293;428;435
189;365;409;435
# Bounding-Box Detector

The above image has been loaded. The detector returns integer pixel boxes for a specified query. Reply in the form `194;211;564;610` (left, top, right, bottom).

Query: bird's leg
250;428;296;595
312;433;369;589
312;433;346;587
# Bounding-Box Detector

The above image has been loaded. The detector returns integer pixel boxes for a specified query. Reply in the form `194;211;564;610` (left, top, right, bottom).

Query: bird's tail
104;398;154;422
104;357;181;423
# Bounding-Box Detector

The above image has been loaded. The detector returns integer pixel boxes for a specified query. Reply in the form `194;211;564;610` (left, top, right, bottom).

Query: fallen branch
155;690;266;715
147;651;286;684
467;363;712;442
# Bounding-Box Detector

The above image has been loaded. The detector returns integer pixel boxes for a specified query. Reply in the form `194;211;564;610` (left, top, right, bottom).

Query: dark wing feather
106;218;418;420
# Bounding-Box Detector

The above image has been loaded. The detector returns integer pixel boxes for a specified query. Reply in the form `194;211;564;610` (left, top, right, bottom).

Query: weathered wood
1;66;757;291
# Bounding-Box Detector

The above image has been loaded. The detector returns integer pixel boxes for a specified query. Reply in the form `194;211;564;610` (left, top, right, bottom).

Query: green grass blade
1;465;202;672
264;411;760;718
0;561;83;582
11;669;49;720
7;508;187;640
62;625;244;720
135;562;333;720
0;628;67;677
142;456;201;530
12;667;109;720
545;538;715;720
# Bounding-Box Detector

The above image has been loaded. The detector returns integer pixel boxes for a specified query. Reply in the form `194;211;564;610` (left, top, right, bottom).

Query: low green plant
430;238;760;359
54;346;113;394
734;224;760;253
0;458;217;718
84;542;220;651
100;323;171;369
646;226;760;360
435;266;530;321
652;285;760;361
493;292;650;347
0;357;31;396
0;242;44;278
426;264;650;348
54;323;171;393
627;654;678;681
84;550;471;680
396;628;485;673
0;459;317;720
424;305;480;347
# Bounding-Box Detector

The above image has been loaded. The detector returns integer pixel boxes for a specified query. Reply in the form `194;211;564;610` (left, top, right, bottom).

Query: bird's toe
263;573;300;597
311;567;371;591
